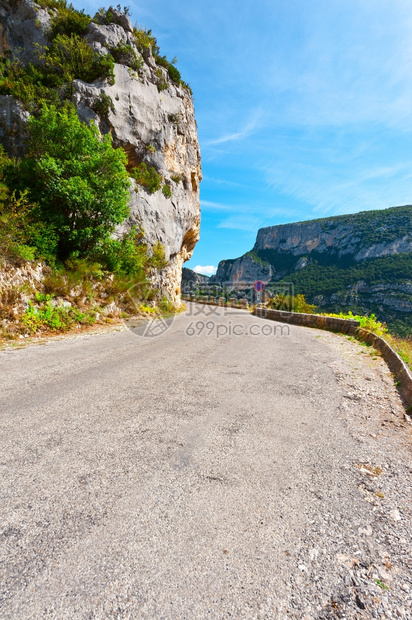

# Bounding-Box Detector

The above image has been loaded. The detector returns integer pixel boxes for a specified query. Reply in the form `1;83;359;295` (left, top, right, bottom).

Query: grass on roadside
321;310;412;371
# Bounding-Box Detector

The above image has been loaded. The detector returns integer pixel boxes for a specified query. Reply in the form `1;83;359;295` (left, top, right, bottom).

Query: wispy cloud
201;200;235;211
218;215;263;231
206;111;261;146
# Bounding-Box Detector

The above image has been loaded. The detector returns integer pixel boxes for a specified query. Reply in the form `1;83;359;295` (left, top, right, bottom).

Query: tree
13;104;130;260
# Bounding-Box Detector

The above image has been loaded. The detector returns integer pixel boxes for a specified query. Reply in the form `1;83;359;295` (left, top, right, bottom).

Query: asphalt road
1;305;411;619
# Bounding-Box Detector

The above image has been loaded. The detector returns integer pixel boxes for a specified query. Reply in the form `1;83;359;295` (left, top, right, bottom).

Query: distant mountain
213;205;412;335
181;267;210;290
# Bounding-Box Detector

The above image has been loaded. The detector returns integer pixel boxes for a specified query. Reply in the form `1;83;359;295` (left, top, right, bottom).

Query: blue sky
75;0;412;275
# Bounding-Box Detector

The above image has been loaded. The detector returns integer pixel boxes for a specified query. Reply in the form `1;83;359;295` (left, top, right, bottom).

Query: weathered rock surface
214;206;412;332
211;252;273;286
181;267;210;291
215;206;412;284
254;209;412;264
0;1;201;303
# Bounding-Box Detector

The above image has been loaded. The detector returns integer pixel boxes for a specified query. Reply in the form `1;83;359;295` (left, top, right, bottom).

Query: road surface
1;305;411;619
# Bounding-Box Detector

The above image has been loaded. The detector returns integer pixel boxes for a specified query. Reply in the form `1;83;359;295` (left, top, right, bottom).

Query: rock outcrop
213;206;412;333
0;1;201;303
211;253;273;286
215;206;412;285
181;267;210;291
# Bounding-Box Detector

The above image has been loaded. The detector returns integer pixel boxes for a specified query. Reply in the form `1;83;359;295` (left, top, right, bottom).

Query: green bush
95;228;149;277
267;293;317;314
45;34;115;86
22;296;97;333
110;42;142;72
7;104;130;261
323;311;388;336
133;27;159;55
168;113;181;125
131;163;162;194
50;6;91;37
0;58;61;109
162;183;172;199
0;33;114;110
92;92;115;116
156;55;181;84
36;0;69;9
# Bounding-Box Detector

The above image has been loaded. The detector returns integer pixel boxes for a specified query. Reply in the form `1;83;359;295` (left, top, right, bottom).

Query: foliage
8;104;130;261
44;33;115;87
246;249;268;266
156;55;181;84
0;37;114;111
162;183;172;199
155;68;169;92
0;190;36;262
92;92;115;116
130;162;162;194
323;311;388;336
267;293;317;314
0;147;58;263
387;334;412;370
0;57;61;110
22;294;97;333
110;42;142;72
171;174;182;184
96;228;148;277
50;5;91;37
168;113;182;125
181;81;193;95
132;27;159;55
36;0;70;9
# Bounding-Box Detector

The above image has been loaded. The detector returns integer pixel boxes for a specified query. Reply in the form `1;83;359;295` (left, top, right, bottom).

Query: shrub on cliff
7;104;130;262
131;162;162;194
267;293;317;314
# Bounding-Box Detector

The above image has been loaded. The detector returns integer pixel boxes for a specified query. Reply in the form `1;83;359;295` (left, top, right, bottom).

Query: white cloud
201;200;235;211
218;215;263;231
193;265;217;276
206;110;261;146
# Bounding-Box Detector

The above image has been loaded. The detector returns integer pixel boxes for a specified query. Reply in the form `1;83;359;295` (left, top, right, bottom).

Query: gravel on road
0;304;411;619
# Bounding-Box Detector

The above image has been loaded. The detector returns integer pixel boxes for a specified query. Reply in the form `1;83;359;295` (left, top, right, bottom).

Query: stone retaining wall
254;307;360;335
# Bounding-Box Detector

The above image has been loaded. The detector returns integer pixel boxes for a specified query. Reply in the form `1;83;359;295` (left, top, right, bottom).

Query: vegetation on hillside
0;2;192;339
0;104;169;340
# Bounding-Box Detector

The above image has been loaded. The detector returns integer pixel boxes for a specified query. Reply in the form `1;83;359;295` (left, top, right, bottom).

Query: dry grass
387;335;412;371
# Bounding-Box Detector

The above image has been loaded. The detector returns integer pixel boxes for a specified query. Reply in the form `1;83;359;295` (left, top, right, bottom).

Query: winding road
1;305;411;619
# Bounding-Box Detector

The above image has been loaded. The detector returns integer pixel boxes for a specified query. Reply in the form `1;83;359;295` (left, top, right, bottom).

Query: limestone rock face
213;253;272;286
213;206;412;331
254;216;412;262
215;206;412;286
181;267;210;291
0;1;201;304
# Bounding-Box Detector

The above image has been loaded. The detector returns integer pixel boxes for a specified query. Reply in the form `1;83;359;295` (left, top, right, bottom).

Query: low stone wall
181;299;412;408
254;307;359;335
253;307;412;410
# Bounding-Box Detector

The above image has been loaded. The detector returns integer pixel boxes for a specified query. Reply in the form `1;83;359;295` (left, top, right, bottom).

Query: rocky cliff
181;267;210;290
0;0;201;303
213;206;412;334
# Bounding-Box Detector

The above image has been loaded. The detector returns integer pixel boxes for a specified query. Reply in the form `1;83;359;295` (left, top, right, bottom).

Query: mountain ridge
212;205;412;335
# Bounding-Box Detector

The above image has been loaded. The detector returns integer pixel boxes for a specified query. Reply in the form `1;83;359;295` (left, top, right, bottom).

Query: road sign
254;281;265;292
